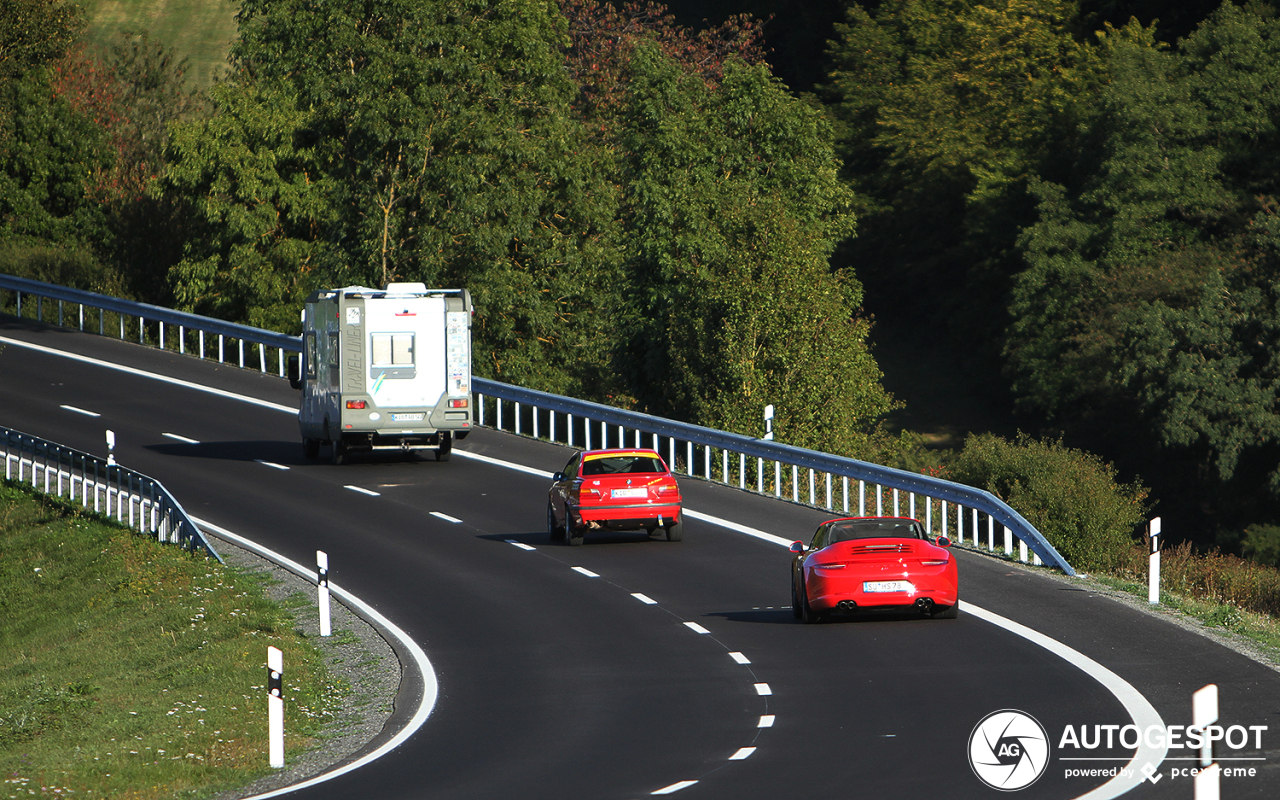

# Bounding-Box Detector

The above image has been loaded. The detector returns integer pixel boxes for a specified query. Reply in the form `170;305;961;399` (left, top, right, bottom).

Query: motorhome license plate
611;488;647;499
391;413;424;421
863;580;914;593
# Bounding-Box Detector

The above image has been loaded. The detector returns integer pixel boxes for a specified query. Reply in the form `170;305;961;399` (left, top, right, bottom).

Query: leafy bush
950;433;1148;572
1241;524;1280;569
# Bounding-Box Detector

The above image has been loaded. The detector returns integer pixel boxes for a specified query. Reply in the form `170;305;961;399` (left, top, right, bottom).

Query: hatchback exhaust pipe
914;597;935;615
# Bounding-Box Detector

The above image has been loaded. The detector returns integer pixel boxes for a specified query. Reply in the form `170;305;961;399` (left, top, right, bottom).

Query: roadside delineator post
267;646;284;768
317;551;331;637
1193;683;1220;800
763;405;774;441
1148;517;1162;604
106;430;116;466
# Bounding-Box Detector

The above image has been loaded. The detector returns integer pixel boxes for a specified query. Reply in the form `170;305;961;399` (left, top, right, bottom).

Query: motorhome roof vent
385;282;428;295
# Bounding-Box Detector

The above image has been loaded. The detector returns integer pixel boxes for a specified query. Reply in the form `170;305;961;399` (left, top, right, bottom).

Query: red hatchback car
790;516;959;623
548;449;683;546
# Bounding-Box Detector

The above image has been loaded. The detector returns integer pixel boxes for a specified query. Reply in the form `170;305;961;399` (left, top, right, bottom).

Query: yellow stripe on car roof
583;451;655;460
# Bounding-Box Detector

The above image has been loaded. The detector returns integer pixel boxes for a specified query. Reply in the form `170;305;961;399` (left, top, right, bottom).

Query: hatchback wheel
547;502;564;541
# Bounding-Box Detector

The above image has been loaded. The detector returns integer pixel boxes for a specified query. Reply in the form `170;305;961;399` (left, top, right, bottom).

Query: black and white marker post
1193;683;1220;800
763;404;774;441
105;429;116;466
267;646;284;768
317;550;331;637
1148;516;1161;605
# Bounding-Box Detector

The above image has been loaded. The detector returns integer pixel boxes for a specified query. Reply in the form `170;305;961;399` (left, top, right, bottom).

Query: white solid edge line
192;517;438;800
13;337;1163;799
960;602;1167;800
2;336;297;414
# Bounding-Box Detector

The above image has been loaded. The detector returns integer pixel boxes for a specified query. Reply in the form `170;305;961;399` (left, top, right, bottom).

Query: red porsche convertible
790;516;959;622
547;449;683;546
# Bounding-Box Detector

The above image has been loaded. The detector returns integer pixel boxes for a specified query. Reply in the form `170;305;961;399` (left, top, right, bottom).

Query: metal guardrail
0;273;1073;574
0;274;298;376
2;425;221;562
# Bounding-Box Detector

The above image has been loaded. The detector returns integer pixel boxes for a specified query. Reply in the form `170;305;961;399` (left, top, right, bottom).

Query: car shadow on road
709;608;944;626
147;440;435;467
478;531;671;547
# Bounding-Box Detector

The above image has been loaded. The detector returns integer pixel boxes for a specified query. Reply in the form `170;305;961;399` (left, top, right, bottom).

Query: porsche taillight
920;558;949;566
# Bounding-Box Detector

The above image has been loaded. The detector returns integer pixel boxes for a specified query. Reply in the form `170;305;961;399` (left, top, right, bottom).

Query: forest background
5;0;1280;572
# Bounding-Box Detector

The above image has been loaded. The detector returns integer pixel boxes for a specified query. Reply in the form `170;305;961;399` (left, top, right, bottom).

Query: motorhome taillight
346;400;367;409
448;398;468;408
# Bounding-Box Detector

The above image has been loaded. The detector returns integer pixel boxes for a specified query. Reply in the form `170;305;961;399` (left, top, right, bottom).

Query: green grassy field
77;0;240;89
0;481;340;800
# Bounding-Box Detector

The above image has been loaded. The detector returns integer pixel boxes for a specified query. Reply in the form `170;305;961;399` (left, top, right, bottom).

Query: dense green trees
1006;2;1280;519
158;0;891;453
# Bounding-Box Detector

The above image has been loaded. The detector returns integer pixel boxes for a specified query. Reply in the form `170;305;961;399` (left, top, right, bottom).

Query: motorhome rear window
372;333;414;366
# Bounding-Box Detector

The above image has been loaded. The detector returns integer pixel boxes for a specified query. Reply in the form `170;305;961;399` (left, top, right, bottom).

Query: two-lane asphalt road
3;318;1278;799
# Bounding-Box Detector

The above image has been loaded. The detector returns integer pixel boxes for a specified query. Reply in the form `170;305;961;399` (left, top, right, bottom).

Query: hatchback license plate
391;413;424;421
863;580;914;593
611;488;647;499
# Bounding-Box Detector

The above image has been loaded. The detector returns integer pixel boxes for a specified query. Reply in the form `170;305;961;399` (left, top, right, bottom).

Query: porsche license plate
863;580;914;593
611;488;647;499
391;413;424;422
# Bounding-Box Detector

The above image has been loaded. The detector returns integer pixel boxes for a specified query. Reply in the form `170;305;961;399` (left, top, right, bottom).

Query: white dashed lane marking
572;566;600;578
430;511;461;523
754;683;772;696
255;460;289;471
728;747;756;761
729;652;750;664
60;404;99;417
505;540;536;551
631;592;657;605
651;781;698;795
162;433;199;444
683;622;711;634
758;715;775;728
345;485;381;497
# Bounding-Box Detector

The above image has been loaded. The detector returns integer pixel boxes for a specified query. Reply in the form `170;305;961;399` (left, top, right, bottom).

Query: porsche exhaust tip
836;600;859;612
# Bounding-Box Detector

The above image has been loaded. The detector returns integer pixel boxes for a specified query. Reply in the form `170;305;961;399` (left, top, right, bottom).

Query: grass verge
0;480;344;799
77;0;241;89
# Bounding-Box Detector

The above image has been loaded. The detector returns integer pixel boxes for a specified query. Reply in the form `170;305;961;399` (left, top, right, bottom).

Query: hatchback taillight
655;482;679;496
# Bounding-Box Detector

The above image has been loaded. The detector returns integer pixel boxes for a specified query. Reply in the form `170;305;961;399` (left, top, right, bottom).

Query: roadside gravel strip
199;522;433;800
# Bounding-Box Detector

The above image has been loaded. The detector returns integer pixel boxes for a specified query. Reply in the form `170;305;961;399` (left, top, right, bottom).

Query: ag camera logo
969;709;1050;791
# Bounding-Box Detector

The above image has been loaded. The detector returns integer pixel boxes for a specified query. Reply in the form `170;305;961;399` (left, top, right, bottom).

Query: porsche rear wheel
791;576;803;619
665;520;683;542
547;502;564;541
800;583;823;624
933;596;959;619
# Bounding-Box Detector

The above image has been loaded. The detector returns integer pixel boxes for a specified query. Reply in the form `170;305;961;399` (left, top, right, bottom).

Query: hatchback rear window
582;456;664;476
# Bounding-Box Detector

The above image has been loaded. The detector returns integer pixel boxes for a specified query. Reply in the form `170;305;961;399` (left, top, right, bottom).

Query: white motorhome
290;283;473;463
